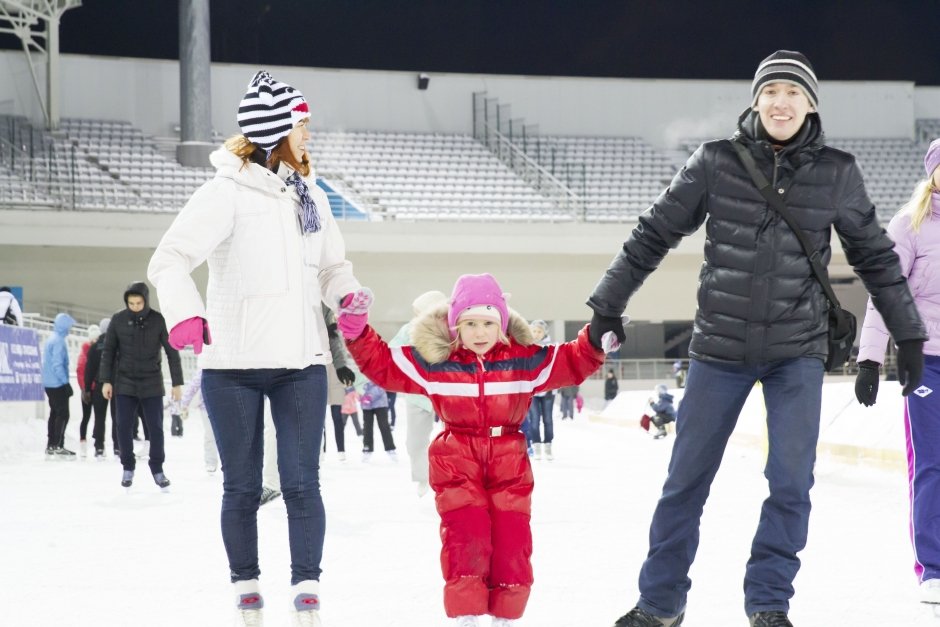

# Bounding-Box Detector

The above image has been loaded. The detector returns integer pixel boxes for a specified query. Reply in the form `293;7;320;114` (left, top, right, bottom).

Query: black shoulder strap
730;140;846;314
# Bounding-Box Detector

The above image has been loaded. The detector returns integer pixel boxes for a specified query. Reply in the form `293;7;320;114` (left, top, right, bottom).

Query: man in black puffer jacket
592;51;928;627
100;281;184;489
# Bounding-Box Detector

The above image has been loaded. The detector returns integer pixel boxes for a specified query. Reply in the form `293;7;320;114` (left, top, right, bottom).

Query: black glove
854;360;880;406
81;390;91;405
897;340;925;397
335;366;356;386
588;311;626;351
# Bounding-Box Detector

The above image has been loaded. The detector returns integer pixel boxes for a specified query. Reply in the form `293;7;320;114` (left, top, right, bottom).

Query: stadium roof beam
0;0;81;130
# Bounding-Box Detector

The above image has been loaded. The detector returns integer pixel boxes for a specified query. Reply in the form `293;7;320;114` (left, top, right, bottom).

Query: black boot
613;607;684;627
749;611;792;627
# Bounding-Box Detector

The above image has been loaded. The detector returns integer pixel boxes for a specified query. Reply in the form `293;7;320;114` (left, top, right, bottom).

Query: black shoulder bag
731;141;857;371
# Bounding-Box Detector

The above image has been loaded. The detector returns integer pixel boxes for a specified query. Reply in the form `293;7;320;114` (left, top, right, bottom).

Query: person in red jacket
338;273;607;627
76;323;101;457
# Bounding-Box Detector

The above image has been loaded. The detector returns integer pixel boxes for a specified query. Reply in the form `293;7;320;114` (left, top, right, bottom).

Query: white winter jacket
148;147;361;370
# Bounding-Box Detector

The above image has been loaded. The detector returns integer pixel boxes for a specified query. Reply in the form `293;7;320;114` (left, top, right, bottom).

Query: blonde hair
449;318;509;352
223;134;311;177
899;178;936;233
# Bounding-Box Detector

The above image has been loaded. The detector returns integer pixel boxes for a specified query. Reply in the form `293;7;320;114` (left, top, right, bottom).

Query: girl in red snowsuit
339;273;605;625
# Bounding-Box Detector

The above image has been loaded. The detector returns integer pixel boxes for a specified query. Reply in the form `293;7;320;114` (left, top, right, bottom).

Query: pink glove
338;288;373;315
338;311;368;340
169;317;212;355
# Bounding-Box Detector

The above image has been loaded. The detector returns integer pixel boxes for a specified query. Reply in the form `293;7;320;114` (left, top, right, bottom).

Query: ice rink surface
2;385;938;627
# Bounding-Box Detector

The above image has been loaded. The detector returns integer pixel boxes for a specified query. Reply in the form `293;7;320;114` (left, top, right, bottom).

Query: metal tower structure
0;0;82;130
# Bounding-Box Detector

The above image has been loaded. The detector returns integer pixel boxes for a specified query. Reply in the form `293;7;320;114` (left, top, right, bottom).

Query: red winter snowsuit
346;306;605;619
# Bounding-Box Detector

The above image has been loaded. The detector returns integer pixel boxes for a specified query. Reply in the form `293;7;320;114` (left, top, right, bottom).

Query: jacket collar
733;108;825;169
410;304;535;364
210;147;316;193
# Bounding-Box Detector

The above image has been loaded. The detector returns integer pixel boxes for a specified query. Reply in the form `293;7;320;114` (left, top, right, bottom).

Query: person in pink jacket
856;138;940;606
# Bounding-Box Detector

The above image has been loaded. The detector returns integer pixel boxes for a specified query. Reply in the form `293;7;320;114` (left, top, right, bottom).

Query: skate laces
750;611;792;627
236;608;263;627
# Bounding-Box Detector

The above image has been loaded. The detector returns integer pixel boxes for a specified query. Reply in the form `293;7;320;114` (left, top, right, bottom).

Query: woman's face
286;118;310;164
932;167;940;190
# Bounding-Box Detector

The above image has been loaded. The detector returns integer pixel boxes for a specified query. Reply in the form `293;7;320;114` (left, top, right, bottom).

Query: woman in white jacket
148;71;371;627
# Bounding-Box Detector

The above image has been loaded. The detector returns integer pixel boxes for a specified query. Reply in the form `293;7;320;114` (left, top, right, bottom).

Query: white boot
492;619;516;627
922;578;940;604
290;580;323;626
533;443;542;460
455;616;479;627
544;443;553;461
233;579;264;626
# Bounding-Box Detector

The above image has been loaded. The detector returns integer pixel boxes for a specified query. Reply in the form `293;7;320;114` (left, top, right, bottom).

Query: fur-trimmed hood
410;303;534;364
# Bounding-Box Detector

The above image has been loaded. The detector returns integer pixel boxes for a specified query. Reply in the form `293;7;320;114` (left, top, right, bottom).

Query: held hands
337;288;373;341
588;311;628;353
169;317;212;355
102;382;113;400
854;360;880;406
335;366;356;386
81;390;91;405
897;340;925;397
171;386;182;402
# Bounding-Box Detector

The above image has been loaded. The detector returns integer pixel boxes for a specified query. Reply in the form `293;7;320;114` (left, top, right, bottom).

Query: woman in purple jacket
856;138;940;606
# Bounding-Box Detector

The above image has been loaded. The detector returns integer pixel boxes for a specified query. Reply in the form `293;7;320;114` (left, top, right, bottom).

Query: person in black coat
603;368;619;407
589;51;928;627
100;281;183;488
83;316;119;458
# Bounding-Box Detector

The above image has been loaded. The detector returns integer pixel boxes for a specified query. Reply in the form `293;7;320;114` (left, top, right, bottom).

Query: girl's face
286;118;310;164
458;318;500;355
932;167;940;190
530;325;545;342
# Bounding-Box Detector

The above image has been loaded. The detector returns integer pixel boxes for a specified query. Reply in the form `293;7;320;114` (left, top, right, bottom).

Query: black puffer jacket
589;110;927;364
100;281;184;397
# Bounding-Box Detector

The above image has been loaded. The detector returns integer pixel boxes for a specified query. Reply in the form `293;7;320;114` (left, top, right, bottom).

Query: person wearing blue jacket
648;384;677;440
42;312;76;458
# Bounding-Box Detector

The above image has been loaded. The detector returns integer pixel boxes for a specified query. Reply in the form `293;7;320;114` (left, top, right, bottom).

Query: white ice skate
233;580;264;627
533;443;542;461
290;580;323;627
416;481;430;497
492;619;515;627
79;439;87;458
544;443;554;461
922;578;940;604
454;616;479;627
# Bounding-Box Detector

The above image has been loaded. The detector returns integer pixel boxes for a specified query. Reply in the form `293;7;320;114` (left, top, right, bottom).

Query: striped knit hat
237;71;310;151
751;50;818;109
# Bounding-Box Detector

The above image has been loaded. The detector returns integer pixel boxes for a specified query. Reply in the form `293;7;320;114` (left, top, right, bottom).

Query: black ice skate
749;611;792;627
121;470;134;487
153;473;171;491
613;607;684;627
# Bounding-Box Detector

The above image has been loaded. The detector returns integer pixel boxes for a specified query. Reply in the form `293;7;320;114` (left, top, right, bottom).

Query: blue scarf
286;171;322;233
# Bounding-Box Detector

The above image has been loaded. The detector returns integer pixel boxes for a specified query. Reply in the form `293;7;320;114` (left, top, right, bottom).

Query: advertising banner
0;325;44;401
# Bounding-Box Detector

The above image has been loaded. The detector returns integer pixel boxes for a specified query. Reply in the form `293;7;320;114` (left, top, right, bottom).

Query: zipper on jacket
476;354;490;452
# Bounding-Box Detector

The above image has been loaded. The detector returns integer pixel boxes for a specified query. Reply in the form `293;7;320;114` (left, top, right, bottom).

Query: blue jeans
201;366;327;585
636;357;823;618
528;394;555;443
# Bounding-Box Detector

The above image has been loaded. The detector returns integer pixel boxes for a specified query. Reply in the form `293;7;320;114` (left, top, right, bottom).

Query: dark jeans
114;395;165;473
44;385;71;448
636;357;823;618
343;412;363;436
528;394;555;444
362;407;395;452
90;386;118;452
387;392;397;427
79;394;93;439
559;395;575;419
202;365;327;585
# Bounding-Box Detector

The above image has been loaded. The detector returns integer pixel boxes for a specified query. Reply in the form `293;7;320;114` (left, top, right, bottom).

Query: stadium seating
310;130;562;221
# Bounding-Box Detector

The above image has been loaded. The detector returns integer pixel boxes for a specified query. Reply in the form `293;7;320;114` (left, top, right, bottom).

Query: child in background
340;385;363;437
338;273;607;627
360;379;397;461
647;383;677;440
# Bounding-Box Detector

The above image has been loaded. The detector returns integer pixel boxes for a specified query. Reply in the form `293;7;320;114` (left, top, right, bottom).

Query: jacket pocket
233;212;289;297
